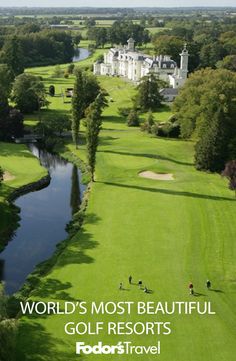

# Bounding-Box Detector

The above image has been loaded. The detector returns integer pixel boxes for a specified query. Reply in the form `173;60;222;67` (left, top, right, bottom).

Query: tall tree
134;73;164;111
72;69;100;148
12;73;46;113
0;64;13;109
70;165;81;215
1;36;25;75
86;93;107;181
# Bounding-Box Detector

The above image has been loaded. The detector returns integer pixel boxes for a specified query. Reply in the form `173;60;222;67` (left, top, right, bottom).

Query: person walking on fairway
129;275;132;284
206;280;211;290
138;280;142;289
119;282;123;290
189;282;194;295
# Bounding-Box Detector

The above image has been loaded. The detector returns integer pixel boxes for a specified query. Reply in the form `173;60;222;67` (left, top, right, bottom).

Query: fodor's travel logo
76;341;161;355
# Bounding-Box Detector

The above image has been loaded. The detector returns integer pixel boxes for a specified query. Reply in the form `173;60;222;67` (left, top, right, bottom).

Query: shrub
49;85;55;97
52;65;63;78
67;63;75;74
141;111;155;133
127;110;140;127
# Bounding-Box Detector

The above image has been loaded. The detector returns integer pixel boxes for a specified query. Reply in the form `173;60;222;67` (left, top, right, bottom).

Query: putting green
16;74;236;361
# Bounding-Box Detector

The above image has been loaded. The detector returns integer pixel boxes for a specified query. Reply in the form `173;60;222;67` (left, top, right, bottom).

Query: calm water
0;144;86;294
73;48;91;62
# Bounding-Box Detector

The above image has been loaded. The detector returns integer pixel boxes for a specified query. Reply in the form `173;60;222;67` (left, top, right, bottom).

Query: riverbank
0;143;47;252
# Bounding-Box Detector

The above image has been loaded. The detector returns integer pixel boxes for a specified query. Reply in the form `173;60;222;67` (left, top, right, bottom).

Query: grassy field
0;143;47;250
15;61;236;361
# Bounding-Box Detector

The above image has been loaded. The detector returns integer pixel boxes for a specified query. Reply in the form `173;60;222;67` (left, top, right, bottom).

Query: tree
67;63;75;74
0;167;3;185
52;65;63;78
217;55;236;72
152;35;183;63
199;41;226;68
127;109;140;127
0;107;24;141
134;74;164;111
88;27;108;48
222;160;236;197
1;35;25;75
141;111;155;133
108;20;150;46
49;85;55;97
72;69;100;148
70;165;81;215
173;68;236;140
0;64;13;108
12;73;46;113
195;109;228;172
174;68;236;171
36;114;71;138
0;284;18;361
86;93;107;181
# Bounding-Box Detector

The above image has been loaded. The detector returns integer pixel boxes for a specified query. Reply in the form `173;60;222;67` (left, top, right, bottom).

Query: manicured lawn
0;143;47;250
16;72;236;361
0;142;47;198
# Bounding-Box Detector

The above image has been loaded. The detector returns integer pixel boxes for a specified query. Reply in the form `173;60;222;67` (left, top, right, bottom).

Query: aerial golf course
1;54;236;360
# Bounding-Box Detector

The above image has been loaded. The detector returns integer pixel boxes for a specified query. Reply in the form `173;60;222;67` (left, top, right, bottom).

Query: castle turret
127;38;135;52
179;43;189;79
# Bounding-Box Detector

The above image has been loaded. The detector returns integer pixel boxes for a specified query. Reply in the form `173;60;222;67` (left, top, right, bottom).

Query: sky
1;0;236;7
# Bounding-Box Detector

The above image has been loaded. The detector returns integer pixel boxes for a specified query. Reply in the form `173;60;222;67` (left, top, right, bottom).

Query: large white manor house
93;38;189;89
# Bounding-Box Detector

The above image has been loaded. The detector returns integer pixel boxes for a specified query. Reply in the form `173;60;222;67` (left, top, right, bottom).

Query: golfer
206;280;211;289
129;275;132;284
189;282;194;295
138;280;143;289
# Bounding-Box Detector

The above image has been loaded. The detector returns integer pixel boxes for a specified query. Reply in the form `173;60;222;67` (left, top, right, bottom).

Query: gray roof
160;88;179;95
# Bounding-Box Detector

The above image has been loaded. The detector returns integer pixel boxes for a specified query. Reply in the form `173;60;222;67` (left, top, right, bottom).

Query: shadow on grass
55;228;99;269
16;322;82;361
100;181;236;202
99;149;193;167
193;292;206;297
210;289;224;293
32;279;75;301
99;135;120;146
102;115;126;124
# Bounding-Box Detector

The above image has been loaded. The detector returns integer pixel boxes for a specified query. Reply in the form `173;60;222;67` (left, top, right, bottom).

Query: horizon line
1;6;236;9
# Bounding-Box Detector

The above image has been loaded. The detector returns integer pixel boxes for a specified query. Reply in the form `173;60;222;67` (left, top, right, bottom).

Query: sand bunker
3;171;15;181
139;171;174;181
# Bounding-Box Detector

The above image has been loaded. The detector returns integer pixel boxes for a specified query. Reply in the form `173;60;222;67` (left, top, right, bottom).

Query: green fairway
0;143;47;250
15;69;236;361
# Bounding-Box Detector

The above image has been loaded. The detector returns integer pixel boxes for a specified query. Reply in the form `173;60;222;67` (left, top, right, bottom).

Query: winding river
0;46;91;295
0;145;86;294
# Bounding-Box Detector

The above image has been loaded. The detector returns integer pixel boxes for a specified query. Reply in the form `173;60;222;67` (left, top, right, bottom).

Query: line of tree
0;64;24;141
173;68;236;172
72;68;102;148
0;30;74;70
151;24;236;72
87;20;150;48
